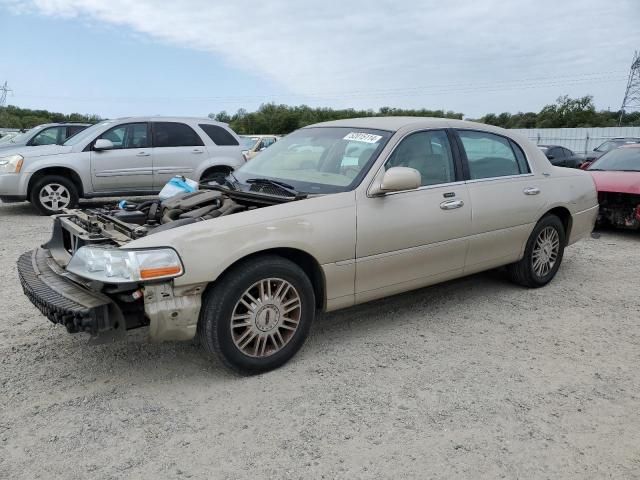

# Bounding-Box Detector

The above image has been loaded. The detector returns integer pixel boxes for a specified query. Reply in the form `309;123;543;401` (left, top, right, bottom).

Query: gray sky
2;0;639;117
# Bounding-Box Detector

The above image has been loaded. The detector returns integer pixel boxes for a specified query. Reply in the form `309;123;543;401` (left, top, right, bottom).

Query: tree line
0;105;101;130
2;95;639;134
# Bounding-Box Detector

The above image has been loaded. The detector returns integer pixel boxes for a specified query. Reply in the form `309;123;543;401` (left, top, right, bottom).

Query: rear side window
458;130;528;180
198;124;239;146
153;122;204;147
66;125;87;139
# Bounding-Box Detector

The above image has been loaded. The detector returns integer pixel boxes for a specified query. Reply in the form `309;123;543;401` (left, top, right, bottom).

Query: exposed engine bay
597;192;640;230
60;184;301;247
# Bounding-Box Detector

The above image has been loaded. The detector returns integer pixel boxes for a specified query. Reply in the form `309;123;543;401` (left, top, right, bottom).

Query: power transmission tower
0;81;12;108
619;51;640;125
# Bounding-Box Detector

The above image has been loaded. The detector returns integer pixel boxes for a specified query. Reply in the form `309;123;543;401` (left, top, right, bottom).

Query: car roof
111;116;227;124
305;117;464;132
620;143;640;149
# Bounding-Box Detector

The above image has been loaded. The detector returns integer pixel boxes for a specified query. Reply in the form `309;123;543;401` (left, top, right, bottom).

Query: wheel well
544;207;572;243
219;248;326;310
28;167;84;198
201;165;233;181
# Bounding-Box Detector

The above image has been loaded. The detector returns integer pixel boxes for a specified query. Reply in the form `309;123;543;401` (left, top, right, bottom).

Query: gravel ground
1;200;639;480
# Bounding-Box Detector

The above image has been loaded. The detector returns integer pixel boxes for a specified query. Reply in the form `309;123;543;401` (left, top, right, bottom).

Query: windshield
588;148;640;172
234;127;392;194
0;132;19;144
5;126;42;144
63;121;112;146
239;136;260;149
595;139;639;153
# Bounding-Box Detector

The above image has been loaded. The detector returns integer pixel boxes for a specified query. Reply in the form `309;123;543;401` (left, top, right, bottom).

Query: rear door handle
192;148;204;154
523;187;540;195
440;199;464;210
136;151;150;157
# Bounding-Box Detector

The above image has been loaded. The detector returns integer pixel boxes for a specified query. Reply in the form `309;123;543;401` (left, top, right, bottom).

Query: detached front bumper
17;248;124;336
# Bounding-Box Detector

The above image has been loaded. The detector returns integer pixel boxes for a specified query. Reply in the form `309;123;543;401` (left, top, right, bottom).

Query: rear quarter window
198;124;239;146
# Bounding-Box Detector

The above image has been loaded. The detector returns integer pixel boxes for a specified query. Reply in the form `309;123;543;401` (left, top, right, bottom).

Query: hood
0;144;73;159
589;170;640;195
0;141;28;152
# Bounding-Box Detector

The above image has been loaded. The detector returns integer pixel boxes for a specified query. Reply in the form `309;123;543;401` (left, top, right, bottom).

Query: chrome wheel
39;183;71;211
231;278;302;358
532;226;560;277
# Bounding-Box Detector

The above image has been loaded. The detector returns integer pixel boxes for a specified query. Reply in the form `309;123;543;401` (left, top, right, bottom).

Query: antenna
0;81;11;107
619;51;640;125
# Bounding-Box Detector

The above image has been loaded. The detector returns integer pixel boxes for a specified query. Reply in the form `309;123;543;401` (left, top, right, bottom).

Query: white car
0;117;245;214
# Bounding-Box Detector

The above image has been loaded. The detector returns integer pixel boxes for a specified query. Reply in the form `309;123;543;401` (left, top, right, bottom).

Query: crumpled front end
17;213;205;343
597;192;640;230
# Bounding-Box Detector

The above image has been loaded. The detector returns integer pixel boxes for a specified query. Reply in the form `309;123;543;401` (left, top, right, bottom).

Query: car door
151;121;205;189
90;122;153;192
355;129;471;302
455;129;546;273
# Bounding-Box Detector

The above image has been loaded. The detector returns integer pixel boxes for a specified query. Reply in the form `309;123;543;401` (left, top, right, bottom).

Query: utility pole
619;51;640;125
0;81;11;107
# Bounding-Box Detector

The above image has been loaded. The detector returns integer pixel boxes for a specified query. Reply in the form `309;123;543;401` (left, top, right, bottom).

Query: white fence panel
510;127;640;154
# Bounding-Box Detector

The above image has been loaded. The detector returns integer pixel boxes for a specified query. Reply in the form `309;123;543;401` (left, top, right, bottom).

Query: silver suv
0;117;245;214
0;123;90;152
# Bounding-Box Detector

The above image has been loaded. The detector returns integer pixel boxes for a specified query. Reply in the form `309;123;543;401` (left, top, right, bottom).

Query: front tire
198;255;315;375
29;175;79;215
507;214;566;288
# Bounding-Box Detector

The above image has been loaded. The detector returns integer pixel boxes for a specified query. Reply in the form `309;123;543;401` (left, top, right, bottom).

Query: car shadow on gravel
31;269;512;382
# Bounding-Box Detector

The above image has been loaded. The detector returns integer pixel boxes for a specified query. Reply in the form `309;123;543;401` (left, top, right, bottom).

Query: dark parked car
580;137;640;169
538;145;584;168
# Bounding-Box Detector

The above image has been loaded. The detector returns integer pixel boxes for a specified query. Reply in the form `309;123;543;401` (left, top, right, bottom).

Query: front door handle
192;148;204;154
136;151;151;157
523;187;541;195
440;199;464;210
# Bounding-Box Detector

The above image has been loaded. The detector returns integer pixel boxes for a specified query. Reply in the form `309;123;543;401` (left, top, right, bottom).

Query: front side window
153;122;204;147
30;126;66;146
234;127;391;193
99;123;149;149
385;130;456;186
458;130;527;180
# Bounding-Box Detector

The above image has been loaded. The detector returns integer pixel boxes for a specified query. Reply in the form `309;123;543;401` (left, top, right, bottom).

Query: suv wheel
198;255;315;374
30;175;79;215
507;214;566;287
201;166;231;185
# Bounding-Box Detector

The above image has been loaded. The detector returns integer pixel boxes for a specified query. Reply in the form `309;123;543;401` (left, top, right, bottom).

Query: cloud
4;0;640;113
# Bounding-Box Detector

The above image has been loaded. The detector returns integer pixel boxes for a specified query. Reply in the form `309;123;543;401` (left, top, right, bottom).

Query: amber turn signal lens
140;265;182;280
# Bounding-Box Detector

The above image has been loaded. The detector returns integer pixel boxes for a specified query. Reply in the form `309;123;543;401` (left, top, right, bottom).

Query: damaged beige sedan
18;118;598;374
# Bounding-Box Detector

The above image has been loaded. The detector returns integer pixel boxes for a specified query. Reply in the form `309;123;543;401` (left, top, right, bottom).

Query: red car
587;144;640;230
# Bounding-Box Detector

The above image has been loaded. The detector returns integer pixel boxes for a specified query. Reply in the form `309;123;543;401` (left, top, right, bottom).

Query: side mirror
369;167;421;196
259;147;266;152
94;139;114;151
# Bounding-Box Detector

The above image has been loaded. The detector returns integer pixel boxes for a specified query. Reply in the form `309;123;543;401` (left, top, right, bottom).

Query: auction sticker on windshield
343;132;383;144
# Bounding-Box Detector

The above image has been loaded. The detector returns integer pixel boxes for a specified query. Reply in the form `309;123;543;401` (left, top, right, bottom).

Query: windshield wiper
245;178;304;197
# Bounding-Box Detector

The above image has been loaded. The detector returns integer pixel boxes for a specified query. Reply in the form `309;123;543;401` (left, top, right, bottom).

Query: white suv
0;117;245;214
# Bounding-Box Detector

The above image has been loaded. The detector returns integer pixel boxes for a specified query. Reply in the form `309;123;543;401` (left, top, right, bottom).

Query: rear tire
29;175;79;215
507;215;566;288
198;255;315;375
